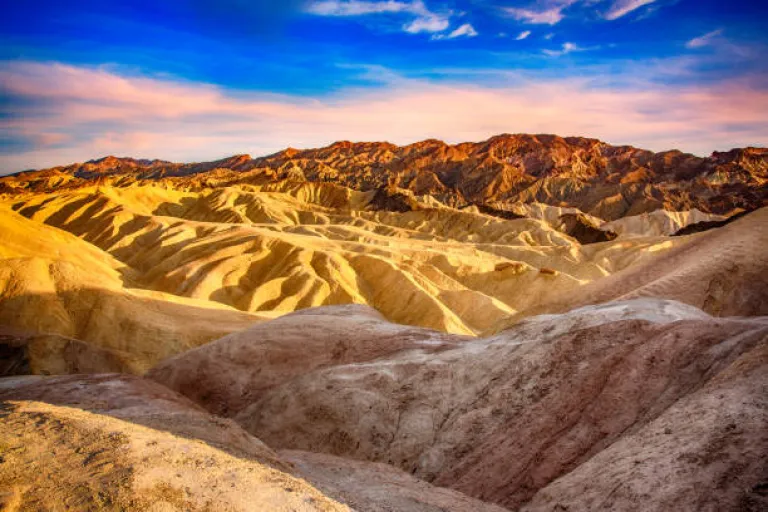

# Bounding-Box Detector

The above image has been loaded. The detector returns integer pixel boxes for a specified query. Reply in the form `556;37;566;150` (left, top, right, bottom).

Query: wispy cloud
542;41;582;56
504;5;569;25
2;61;767;173
433;23;478;40
504;0;660;25
516;30;532;40
404;15;450;33
603;0;656;20
306;0;450;34
307;0;410;15
686;29;724;49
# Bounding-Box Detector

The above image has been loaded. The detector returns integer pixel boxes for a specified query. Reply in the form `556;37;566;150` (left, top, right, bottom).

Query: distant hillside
2;134;766;220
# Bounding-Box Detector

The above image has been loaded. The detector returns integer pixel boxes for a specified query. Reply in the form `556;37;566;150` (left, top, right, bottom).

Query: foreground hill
2;135;766;220
147;299;767;510
0;374;505;511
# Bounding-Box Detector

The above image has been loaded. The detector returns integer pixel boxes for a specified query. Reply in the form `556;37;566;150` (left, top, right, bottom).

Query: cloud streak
503;3;573;25
306;0;450;34
504;0;660;25
1;61;766;173
686;29;724;49
542;42;582;56
433;23;478;40
604;0;656;20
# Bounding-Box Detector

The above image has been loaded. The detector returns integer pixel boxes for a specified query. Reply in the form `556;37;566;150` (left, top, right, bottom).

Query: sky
1;0;767;173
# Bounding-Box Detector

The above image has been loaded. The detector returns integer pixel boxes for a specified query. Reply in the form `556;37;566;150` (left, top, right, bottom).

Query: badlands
0;135;767;511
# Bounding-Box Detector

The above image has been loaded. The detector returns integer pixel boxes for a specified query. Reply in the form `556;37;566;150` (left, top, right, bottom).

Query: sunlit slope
4;183;689;335
0;206;267;373
491;207;768;332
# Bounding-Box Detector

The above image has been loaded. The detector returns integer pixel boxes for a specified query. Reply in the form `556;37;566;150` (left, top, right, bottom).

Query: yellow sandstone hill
1;181;702;358
2;176;767;374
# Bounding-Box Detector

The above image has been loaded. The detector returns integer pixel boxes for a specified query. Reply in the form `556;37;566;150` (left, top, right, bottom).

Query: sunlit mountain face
1;2;768;512
1;0;767;173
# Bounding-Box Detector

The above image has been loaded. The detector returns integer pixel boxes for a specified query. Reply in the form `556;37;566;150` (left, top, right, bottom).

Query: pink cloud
1;61;767;173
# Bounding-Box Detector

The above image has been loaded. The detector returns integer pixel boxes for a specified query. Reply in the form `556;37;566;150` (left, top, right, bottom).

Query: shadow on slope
0;289;264;374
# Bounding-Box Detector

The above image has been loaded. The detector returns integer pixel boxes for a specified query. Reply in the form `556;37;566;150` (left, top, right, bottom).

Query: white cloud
504;6;566;25
542;41;581;56
404;15;450;33
306;0;450;34
516;30;532;40
504;0;659;25
2;61;767;173
433;23;478;39
686;29;724;49
604;0;656;21
306;0;411;15
503;1;580;25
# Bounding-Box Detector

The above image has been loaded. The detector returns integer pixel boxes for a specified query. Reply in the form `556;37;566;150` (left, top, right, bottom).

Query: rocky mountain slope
2;135;767;220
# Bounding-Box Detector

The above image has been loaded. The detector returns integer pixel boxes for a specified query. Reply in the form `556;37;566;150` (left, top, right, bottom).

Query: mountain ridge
3;134;766;221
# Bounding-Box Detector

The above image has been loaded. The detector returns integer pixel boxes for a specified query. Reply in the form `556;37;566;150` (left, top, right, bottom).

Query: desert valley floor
0;136;766;511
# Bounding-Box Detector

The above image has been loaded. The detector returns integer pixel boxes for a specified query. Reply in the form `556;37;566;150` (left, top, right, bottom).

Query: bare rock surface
492;206;768;332
0;374;346;511
0;374;517;511
148;304;470;417
282;450;509;512
150;299;768;510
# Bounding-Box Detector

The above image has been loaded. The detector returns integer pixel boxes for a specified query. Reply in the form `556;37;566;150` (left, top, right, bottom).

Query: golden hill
2;181;704;351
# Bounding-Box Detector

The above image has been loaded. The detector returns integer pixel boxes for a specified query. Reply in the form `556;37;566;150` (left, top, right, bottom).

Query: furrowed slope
4;183;691;336
491;207;768;332
0;374;509;512
0;206;267;373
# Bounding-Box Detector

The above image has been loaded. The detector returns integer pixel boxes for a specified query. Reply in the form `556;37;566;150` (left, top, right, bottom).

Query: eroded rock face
0;374;515;512
0;329;130;377
3;134;766;220
491;207;768;330
1;134;767;510
0;374;342;511
148;298;768;511
147;305;470;417
556;213;617;244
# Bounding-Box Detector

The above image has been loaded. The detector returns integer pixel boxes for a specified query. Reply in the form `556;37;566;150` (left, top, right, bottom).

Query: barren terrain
1;136;766;510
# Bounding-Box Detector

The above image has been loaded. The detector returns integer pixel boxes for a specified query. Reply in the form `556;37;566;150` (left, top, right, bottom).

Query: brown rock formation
3;134;766;220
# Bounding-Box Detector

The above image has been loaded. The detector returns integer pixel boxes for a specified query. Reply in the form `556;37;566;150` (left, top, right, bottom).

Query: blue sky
1;0;767;172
